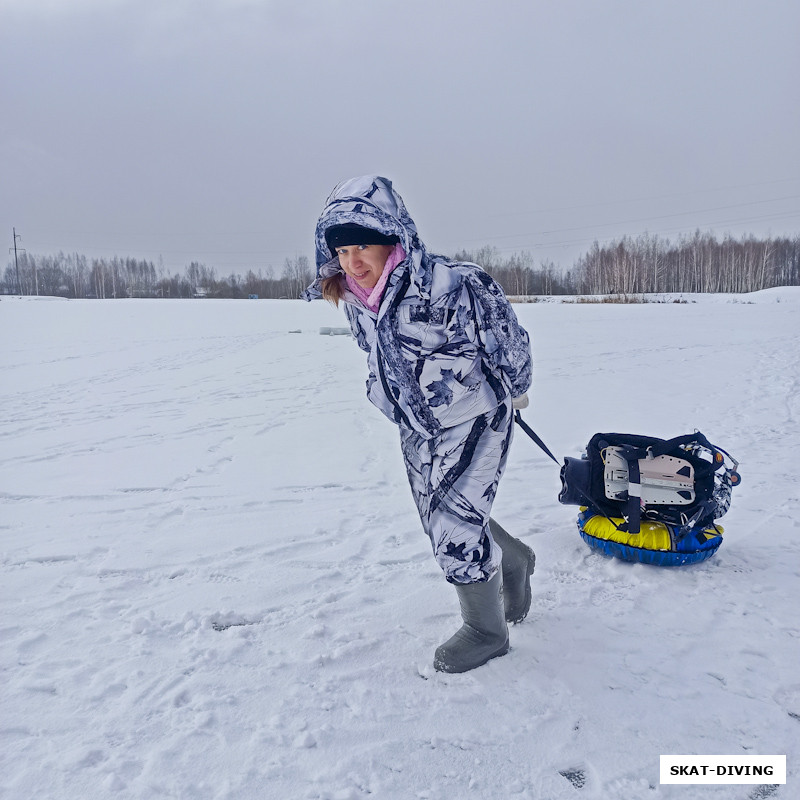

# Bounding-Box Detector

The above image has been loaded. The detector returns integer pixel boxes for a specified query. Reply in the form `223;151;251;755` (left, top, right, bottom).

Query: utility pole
11;228;25;295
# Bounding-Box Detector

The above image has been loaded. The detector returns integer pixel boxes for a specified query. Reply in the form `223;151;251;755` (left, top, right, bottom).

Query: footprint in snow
559;767;586;789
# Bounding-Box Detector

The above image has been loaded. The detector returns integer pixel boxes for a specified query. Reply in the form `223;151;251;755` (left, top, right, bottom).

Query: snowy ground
1;290;798;800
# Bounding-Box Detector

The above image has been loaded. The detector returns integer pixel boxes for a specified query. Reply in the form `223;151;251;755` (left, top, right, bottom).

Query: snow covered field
2;290;798;800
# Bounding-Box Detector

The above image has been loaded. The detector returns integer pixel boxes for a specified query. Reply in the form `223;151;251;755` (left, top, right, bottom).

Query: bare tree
281;255;312;298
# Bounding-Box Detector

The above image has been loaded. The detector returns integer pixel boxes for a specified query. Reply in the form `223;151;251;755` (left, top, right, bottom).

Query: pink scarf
345;244;406;313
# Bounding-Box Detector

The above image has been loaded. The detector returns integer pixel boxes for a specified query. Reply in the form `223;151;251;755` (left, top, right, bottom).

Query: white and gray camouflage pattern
400;400;514;584
303;175;532;439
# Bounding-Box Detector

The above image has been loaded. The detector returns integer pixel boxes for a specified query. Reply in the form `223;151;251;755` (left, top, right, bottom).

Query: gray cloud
2;0;798;274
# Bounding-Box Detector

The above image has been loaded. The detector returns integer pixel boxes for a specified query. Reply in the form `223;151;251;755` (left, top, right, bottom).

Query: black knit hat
325;223;399;252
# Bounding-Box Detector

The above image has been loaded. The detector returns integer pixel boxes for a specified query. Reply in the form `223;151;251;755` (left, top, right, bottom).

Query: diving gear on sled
558;431;740;537
513;412;741;565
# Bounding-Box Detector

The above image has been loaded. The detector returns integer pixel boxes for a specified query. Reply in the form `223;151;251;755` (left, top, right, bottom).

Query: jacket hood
304;175;431;301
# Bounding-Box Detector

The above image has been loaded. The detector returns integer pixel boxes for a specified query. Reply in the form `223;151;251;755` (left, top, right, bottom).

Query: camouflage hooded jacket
303;175;532;439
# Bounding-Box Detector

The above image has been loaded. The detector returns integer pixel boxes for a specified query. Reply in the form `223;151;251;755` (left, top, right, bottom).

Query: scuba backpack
558;431;740;536
514;415;741;565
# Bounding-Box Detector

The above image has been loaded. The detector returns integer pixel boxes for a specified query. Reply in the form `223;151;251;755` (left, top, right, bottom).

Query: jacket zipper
375;270;414;429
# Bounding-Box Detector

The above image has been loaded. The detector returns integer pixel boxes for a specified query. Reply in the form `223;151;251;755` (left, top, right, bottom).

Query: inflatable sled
513;415;740;566
561;430;739;565
577;508;724;566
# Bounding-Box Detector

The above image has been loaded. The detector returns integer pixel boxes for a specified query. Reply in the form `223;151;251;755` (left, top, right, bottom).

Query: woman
303;176;535;673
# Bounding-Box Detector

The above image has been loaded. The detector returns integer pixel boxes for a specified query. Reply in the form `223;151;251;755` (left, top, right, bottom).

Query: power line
484;210;800;256
19;176;800;249
487;175;800;219
26;196;799;263
460;195;800;246
9;182;799;272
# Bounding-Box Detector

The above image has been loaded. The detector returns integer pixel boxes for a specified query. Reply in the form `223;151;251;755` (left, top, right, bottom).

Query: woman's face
335;244;394;290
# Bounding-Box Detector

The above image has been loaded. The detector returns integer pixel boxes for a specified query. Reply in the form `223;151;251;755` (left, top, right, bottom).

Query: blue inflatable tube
577;510;723;566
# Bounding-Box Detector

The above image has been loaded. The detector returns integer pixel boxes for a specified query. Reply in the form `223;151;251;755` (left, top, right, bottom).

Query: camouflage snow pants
399;399;514;585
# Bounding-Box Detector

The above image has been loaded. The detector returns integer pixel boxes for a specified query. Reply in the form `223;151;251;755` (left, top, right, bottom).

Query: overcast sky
1;0;798;275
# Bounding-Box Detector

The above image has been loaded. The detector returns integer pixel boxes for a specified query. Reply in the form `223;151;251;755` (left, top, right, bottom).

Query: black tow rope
513;410;560;465
514;410;625;531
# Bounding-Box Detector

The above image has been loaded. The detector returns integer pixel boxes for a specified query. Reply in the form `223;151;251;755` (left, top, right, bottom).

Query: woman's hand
512;393;529;410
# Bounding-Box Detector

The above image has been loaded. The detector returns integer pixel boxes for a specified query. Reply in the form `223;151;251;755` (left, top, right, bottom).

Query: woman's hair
321;274;346;306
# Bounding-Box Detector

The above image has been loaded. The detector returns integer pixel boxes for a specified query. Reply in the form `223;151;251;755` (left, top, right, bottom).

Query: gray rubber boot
433;570;509;674
489;518;536;624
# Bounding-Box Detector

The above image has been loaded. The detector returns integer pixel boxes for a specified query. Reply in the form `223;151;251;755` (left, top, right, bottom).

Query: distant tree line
457;232;800;296
2;253;314;299
570;231;800;295
2;232;798;299
452;246;569;295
